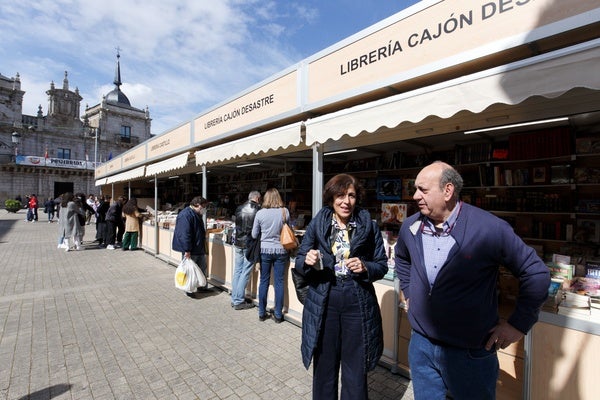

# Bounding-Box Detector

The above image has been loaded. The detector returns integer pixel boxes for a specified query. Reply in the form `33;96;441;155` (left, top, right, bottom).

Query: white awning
105;166;146;184
305;40;600;146
145;152;190;176
94;178;107;187
195;122;303;166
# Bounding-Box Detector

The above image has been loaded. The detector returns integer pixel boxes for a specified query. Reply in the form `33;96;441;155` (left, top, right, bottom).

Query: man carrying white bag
172;196;211;297
174;258;207;293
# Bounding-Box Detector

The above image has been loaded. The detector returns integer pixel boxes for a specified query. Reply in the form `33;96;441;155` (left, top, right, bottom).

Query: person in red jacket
28;194;39;222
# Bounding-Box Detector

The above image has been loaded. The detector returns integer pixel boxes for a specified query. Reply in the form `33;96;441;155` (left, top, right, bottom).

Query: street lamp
11;131;21;160
89;127;99;168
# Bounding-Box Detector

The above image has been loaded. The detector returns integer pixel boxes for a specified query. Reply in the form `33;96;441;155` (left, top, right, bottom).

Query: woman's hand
347;257;366;273
305;249;320;267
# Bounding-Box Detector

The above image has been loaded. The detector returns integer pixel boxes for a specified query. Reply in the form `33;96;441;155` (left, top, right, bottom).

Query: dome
105;87;131;106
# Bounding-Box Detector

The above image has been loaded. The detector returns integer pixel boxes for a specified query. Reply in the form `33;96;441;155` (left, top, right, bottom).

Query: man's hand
485;320;523;351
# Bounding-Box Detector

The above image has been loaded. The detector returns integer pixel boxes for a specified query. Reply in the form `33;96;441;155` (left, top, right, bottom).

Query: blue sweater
295;206;389;371
172;206;206;255
395;202;550;349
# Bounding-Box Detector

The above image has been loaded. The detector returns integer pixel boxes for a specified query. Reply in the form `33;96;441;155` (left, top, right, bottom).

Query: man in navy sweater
173;196;210;297
395;161;550;399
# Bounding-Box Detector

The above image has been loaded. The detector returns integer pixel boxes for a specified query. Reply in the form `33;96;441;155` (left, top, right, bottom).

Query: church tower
83;50;152;162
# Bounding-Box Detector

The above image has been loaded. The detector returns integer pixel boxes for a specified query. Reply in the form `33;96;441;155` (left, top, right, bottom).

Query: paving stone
0;211;413;399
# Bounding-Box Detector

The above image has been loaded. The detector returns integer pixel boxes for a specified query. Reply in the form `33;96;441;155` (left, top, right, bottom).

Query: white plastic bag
174;258;206;292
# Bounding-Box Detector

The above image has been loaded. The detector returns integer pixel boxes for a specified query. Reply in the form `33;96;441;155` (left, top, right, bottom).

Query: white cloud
1;0;320;134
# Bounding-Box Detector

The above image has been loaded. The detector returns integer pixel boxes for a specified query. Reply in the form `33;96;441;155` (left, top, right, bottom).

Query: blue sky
1;0;419;135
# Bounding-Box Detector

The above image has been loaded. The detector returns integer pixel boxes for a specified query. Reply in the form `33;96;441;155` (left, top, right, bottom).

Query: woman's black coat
294;206;389;372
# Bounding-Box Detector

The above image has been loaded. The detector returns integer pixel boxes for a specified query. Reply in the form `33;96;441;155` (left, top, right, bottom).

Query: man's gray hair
436;162;463;200
248;191;261;201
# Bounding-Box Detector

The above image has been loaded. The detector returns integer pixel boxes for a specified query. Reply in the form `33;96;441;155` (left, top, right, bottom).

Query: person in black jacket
294;174;389;400
95;195;111;247
172;196;210;297
105;196;125;250
231;191;261;309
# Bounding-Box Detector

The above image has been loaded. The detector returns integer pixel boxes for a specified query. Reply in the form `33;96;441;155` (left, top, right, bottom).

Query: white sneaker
106;245;115;250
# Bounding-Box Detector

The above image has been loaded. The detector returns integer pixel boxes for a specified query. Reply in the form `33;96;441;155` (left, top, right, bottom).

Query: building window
57;148;71;159
120;125;131;143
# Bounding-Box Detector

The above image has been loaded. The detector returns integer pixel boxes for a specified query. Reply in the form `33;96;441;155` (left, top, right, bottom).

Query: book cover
550;165;570;184
377;178;402;201
576;137;600;154
401;178;415;200
381;203;407;224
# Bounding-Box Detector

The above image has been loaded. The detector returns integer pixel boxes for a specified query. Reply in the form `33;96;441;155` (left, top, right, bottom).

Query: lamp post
93;128;98;168
11;131;21;162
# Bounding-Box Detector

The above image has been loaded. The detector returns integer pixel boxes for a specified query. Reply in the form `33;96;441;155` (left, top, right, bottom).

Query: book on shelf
575;136;600;154
546;262;575;280
401;179;415;200
514;215;533;237
504;169;513;186
512;168;529;185
585;261;600;278
550;165;570;184
577;199;600;214
508;127;572;160
381;203;407;224
552;253;571;264
575;219;600;243
574;167;600;184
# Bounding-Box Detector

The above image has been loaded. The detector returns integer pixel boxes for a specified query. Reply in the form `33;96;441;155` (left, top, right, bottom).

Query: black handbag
244;234;261;263
291;267;309;304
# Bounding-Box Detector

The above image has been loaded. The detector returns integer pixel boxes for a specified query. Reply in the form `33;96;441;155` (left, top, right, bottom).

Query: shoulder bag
280;208;298;250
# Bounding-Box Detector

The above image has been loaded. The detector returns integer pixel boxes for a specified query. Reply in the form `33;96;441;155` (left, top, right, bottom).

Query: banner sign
15;155;96;170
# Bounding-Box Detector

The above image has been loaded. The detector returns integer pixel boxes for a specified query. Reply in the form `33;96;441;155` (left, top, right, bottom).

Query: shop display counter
141;221;157;252
207;230;234;288
528;312;600;400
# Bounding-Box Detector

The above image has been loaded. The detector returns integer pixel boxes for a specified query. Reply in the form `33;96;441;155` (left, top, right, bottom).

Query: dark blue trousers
313;277;367;400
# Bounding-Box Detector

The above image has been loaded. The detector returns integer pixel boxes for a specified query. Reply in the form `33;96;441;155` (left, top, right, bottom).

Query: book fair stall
95;1;600;398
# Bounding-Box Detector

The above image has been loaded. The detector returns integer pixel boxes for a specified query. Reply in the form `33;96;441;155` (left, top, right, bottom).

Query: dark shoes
234;302;255;310
259;313;270;322
185;292;195;298
272;315;284;324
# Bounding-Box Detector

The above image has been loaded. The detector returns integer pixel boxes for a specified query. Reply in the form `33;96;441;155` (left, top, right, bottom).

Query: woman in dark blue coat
294;174;388;400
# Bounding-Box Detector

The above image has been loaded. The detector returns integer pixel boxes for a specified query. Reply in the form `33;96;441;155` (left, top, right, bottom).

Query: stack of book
558;291;591;319
543;278;563;313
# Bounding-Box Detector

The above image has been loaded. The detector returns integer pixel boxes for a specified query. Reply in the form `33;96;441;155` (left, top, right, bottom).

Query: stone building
0;54;152;205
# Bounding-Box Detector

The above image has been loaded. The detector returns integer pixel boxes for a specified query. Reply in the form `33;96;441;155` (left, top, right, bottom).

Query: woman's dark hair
60;192;74;207
122;197;139;215
323;173;364;206
189;196;209;207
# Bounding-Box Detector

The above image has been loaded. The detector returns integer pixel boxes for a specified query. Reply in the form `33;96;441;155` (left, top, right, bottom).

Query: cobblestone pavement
0;210;413;400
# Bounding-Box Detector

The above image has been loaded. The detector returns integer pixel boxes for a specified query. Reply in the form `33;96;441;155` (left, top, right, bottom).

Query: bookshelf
207;161;312;218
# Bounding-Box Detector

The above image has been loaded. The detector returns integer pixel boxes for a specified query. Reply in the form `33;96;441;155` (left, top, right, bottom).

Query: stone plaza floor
0;210;413;399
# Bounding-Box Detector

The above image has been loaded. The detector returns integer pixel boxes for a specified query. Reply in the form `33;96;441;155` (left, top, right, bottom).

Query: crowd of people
18;192;150;252
12;160;551;399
